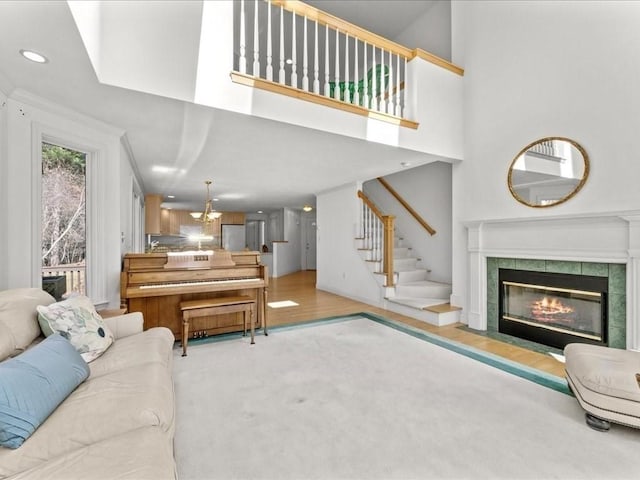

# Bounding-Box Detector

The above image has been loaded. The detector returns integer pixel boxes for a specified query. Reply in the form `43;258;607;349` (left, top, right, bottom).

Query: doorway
302;215;317;270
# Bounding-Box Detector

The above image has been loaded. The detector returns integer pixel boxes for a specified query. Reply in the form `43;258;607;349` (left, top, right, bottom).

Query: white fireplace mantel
463;210;640;350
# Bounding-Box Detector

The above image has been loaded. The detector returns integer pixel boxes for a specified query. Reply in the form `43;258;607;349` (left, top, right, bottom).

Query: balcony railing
231;0;418;128
42;264;86;297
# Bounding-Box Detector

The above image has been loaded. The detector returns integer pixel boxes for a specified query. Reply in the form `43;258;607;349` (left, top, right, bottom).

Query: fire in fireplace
498;269;608;350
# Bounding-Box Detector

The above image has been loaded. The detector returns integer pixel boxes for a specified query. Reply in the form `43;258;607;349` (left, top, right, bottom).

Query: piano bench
179;296;256;356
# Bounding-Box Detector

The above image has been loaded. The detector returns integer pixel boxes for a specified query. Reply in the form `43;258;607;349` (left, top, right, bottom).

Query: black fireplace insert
498;269;608;350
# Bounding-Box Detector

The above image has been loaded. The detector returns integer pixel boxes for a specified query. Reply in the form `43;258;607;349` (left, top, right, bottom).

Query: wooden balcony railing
231;0;419;129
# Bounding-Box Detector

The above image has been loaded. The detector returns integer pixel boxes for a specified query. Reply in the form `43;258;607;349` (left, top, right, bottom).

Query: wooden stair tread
423;303;462;314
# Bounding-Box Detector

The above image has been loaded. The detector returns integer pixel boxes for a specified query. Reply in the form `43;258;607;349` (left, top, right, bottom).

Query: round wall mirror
507;137;589;208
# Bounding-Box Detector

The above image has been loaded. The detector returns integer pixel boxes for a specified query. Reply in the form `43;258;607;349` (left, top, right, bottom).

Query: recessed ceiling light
20;49;48;63
212;198;219;202
257;210;263;214
285;58;293;65
167;195;175;199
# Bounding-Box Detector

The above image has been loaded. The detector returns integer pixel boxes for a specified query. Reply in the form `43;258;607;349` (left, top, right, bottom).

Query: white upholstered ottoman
564;343;640;431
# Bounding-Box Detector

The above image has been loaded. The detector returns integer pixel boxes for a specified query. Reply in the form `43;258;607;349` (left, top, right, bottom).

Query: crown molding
10;88;124;138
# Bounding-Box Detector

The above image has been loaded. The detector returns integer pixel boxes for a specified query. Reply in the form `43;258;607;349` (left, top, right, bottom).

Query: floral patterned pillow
36;296;114;363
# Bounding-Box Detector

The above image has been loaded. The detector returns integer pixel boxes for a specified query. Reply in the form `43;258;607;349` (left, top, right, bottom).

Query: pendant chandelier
190;180;222;224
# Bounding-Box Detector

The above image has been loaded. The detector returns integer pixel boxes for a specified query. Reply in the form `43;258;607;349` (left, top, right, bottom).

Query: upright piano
121;250;268;339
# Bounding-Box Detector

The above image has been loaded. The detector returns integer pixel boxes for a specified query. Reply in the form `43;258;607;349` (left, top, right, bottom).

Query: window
41;142;87;298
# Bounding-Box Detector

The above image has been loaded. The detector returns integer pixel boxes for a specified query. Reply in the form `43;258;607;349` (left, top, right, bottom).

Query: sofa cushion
37;296;114;362
0;321;15;363
0;363;174;477
0;334;89;449
89;327;174;379
5;427;177;480
0;288;55;358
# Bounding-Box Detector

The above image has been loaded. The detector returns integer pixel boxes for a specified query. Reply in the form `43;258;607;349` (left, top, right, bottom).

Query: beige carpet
173;316;640;479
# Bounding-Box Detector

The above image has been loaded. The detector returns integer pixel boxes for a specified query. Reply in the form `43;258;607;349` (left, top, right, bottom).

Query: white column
624;215;640;350
466;222;487;331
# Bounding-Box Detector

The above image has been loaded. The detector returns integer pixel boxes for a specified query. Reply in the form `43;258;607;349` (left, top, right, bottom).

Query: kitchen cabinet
144;194;163;235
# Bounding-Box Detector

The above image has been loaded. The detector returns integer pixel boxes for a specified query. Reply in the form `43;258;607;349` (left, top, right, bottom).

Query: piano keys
121;250;268;339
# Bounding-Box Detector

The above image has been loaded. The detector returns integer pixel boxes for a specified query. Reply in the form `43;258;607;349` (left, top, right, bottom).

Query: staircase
356;232;460;326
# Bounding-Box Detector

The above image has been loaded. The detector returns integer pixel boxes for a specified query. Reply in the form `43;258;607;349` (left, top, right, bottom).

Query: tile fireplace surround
462;212;640;350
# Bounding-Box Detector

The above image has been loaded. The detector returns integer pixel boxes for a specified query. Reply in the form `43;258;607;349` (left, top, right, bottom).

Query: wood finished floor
267;270;566;378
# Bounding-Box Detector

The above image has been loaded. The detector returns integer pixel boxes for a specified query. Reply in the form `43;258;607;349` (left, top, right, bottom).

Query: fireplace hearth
499;269;608;350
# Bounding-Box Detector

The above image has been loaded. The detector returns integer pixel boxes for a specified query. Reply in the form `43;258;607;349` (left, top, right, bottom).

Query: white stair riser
395;284;452;298
384;301;460;327
396;270;428;283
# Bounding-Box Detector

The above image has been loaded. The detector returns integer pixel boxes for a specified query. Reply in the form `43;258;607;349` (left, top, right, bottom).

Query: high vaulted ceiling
0;0;442;214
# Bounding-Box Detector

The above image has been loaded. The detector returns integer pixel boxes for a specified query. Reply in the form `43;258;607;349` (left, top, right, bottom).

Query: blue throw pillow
0;334;89;448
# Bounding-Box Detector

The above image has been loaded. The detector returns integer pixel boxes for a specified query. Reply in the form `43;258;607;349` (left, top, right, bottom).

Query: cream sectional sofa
0;288;177;479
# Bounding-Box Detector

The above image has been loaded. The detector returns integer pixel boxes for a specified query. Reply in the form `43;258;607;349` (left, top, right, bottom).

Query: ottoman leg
585;413;610;432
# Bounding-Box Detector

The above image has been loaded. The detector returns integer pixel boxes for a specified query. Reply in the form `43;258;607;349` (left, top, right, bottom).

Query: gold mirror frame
507;137;589;208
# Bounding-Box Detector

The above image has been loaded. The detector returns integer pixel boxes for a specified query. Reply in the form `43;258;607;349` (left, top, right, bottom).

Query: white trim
121;134;145;193
0;91;7;290
32;123;111;306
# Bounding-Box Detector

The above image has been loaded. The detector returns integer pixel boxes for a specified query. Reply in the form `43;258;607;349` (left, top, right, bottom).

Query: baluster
380;49;387;113
253;0;260;77
395;54;401;116
323;24;330;96
376;217;381;262
363;42;368;108
278;6;285;84
313;20;319;94
291;13;297;88
239;0;247;74
344;34;350;103
403;56;408;117
354;38;359;106
266;0;272;81
334;29;340;100
388;51;394;115
302;16;309;91
371;46;378;111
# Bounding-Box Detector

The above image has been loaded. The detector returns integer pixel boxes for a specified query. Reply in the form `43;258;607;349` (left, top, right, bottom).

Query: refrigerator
221;224;246;251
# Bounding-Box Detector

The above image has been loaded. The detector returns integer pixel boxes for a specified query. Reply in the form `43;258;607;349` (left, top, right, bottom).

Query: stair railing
232;0;418;128
357;190;395;287
376;177;436;236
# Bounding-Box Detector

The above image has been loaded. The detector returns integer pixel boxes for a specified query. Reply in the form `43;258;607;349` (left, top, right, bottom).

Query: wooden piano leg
250;304;255;345
182;316;189;357
263;287;268;336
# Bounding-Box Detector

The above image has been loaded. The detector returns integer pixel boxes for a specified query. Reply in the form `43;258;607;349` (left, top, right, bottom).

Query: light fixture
20;49;48;63
302;205;313;212
190;180;222;224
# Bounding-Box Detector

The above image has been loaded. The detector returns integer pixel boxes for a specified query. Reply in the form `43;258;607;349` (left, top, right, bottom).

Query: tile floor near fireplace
487;258;626;350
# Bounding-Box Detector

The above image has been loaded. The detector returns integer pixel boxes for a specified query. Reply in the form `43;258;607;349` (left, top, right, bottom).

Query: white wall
364;161;452;283
450;1;640;321
0;89;7;290
4;90;123;307
394;1;452;61
316;183;383;306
